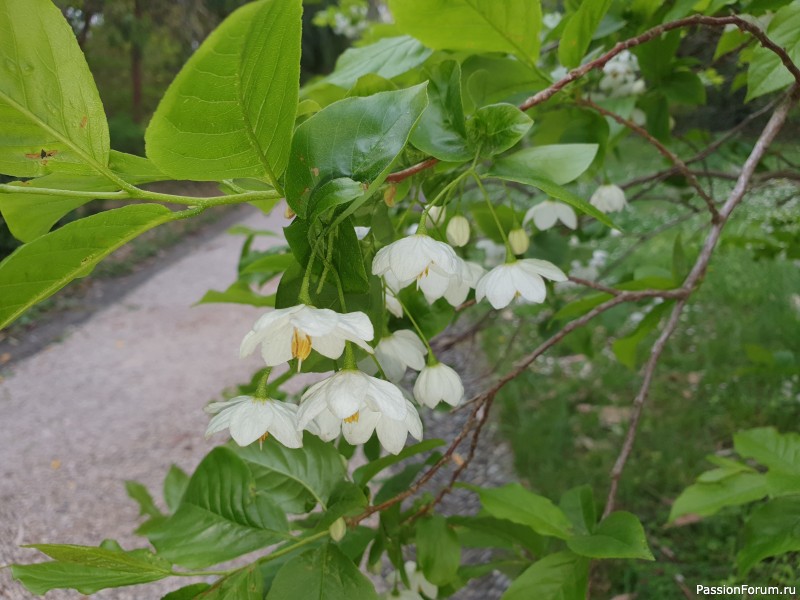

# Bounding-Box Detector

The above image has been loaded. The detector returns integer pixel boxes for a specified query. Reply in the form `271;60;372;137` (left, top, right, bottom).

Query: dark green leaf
417;515;462;586
737;496;800;575
285;84;428;218
163;465;190;514
125;481;162;519
567;512;654;560
469;483;574;539
162;583;211;599
0;204;174;330
662;70;707;105
501;552;588;600
558;0;614;68
467;103;532;157
734;427;800;475
197;566;264;599
559;485;596;535
145;0;302;181
747;3;800;100
266;543;379;600
197;281;277;307
309;178;364;219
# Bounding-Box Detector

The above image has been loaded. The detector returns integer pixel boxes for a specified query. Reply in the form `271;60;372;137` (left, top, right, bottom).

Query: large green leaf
145;0;302;181
0;152;168;242
668;471;767;521
325;36;432;89
11;544;171;595
467;103;532;157
0;0;109;177
284;84;428;218
0;204;174;330
417;515;462;586
566;512;654;560
389;0;543;62
410;61;472;162
469;483;574;540
737;496;800;575
501;552;588;600
746;3;800;101
143;447;289;568
266;544;379;600
232;435;347;514
492;144;598;186
197;566;264;599
558;0;613;68
734;427;800;475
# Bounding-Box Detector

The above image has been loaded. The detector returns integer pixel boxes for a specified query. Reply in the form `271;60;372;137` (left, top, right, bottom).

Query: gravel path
0;206;513;600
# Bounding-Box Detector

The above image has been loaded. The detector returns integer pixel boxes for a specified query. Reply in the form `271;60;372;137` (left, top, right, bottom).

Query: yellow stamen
344;411;360;424
292;328;312;371
258;431;269;449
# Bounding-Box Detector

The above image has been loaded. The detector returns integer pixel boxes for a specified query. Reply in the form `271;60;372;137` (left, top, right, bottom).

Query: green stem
254;368;272;399
418;169;473;233
256;530;330;565
342;342;358;370
395;296;435;359
472;172;515;260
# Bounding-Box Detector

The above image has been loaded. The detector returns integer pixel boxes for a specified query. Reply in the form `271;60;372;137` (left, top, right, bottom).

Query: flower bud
446;215;470;247
508;228;530;255
328;517;347;542
383;185;397;207
425;205;446;229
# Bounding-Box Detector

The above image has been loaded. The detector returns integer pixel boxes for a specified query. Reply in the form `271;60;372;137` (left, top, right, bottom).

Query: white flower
374;330;428;382
372;234;461;288
508;228;530;255
414;362;464;408
425;205;446;229
442;260;485;307
405;562;438;599
446;215;470;247
240;304;374;368
205;396;302;448
524;201;577;230
590;184;627;213
476;259;567;309
298;370;420;453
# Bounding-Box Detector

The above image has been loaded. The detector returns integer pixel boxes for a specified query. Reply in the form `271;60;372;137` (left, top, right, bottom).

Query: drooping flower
524;200;577;230
240;305;374;368
426;205;447;229
372;234;461;289
341;398;423;454
374;330;428;382
508;228;530;255
446;215;470;247
442;260;485;307
414;362;464;408
404;562;438;599
205;396;302;448
476;259;567;309
589;184;627;213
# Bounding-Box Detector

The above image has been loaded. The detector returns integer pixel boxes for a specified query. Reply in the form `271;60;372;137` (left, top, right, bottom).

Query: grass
480;167;800;596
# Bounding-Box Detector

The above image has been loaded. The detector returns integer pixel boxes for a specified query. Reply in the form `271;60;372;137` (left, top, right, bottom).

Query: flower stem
472;172;515;262
254;368;272;399
395;296;436;359
418;169;473;233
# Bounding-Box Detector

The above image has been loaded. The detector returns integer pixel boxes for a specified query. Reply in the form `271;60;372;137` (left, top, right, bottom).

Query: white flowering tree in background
1;0;799;597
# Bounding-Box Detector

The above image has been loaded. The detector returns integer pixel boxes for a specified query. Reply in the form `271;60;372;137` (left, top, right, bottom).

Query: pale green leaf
125;481;162;519
163;465;189;514
492;143;599;185
0;0;109;177
558;0;614;68
285;84;428;218
389;0;543;61
145;0;302;181
501;552;588;600
734;427;800;475
746;3;800;101
467;103;532;157
0;204;174;330
567;512;654;560
669;472;767;521
326;36;432;89
197;281;277;307
469;483;574;539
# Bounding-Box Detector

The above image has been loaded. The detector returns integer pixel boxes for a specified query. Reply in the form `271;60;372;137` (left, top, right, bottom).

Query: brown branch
578;97;721;222
602;86;800;518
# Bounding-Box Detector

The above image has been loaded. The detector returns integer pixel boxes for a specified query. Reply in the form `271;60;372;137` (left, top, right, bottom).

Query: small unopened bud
329;517;347;542
446;215;470;247
383;185;397;207
508;228;530;255
426;205;446;229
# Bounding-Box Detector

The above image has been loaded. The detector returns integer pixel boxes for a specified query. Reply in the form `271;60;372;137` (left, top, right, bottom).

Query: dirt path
0;206;288;599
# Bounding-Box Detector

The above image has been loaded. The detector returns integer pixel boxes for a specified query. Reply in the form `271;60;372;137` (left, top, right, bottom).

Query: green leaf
326;36;432;89
240;253;297;276
285;84;428;218
333;220;370;294
353;438;445;487
0;204;174;331
266;543;379;600
11;544;171;595
492;144;598;185
125;481;162;519
144;447;289;568
197;281;277;307
417;516;461;586
467;103;532;157
232;435;347;513
486;171;614;228
734;427;800;475
567;512;654;560
162;583;211;599
746;3;800;101
410;61;472;162
145;0;302;181
197;566;264;599
668;472;767;521
462;56;549;112
469;483;574;539
0;0;109;177
501;552;588;600
308;178;364;219
163;465;190;514
450;515;547;555
612;301;672;370
662;70;707;105
389;0;543;62
559;485;596;535
737;496;800;575
558;0;614;68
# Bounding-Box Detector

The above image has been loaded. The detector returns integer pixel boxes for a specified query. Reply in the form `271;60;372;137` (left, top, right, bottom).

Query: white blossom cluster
599;50;646;98
313;0;369;39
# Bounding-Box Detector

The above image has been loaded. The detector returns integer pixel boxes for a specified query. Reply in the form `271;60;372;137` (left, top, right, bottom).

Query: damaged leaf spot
25;149;58;160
